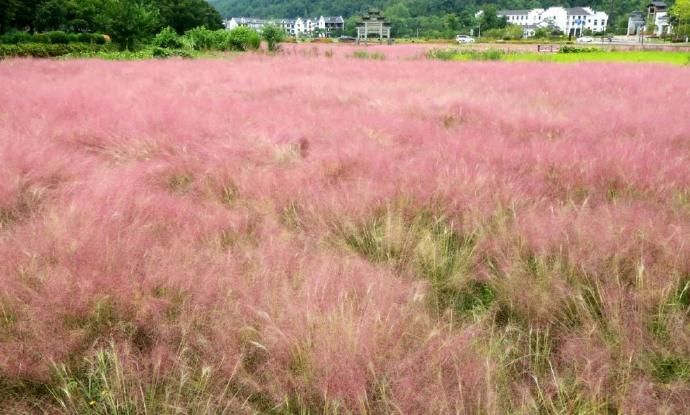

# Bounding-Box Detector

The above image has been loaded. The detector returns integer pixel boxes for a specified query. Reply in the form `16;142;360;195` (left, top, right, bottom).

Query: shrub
533;28;550;39
0;43;104;59
227;26;260;51
152;47;193;59
93;34;107;45
503;24;524;40
210;29;233;51
153;26;183;49
76;33;93;43
559;45;599;53
426;48;505;61
0;31;32;45
32;33;51;44
47;31;70;44
261;24;286;52
184;26;215;50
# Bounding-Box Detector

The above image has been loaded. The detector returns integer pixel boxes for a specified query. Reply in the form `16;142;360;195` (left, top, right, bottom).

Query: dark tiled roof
498;9;530;15
566;7;592;15
323;16;344;24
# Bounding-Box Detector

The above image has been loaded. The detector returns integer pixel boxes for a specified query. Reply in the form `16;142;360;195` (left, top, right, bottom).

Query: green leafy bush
559;45;599;53
32;34;51;44
153;26;184;49
227;26;260;51
0;43;104;59
152;47;194;59
210;29;233;50
426;48;505;61
92;34;107;45
47;31;70;44
0;31;32;45
184;26;216;50
261;24;286;52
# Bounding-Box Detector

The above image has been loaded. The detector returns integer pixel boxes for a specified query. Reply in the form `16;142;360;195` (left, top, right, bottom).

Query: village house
224;16;344;37
646;1;672;36
498;7;608;37
627;11;645;35
224;17;266;31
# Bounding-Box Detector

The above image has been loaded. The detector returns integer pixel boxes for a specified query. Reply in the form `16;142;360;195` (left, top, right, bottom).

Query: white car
576;36;594;43
456;35;475;43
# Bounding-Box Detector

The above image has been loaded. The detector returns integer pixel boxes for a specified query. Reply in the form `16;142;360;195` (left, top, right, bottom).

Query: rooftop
498;10;530;15
565;7;593;15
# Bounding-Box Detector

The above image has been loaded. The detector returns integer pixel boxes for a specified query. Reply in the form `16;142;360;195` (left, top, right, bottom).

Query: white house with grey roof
224;16;344;37
498;7;608;37
225;17;267;31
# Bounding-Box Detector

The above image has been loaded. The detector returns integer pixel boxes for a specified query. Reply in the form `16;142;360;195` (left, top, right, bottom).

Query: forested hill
208;0;652;33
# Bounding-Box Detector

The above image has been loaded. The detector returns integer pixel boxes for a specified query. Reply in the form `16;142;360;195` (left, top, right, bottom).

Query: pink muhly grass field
1;54;690;413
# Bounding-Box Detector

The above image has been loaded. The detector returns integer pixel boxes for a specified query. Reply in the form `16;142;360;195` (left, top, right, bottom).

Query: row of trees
0;0;224;49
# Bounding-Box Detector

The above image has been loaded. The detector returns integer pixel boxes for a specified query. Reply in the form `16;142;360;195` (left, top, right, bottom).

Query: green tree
36;0;69;31
671;0;690;38
479;5;507;30
261;23;285;51
157;0;223;34
0;0;20;34
152;25;182;48
13;0;45;33
100;0;159;50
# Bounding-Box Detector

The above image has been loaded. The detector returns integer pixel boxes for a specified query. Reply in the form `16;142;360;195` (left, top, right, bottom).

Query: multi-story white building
277;19;296;36
225;16;344;37
498;7;608;37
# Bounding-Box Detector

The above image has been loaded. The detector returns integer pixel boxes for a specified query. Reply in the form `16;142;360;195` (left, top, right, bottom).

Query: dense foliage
0;0;223;37
0;42;105;58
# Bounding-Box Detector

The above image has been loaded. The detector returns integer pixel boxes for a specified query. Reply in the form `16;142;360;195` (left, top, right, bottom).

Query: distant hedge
0;32;107;45
0;43;106;59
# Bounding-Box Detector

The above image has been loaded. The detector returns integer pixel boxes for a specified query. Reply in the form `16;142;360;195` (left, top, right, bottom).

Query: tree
100;0;159;50
12;0;45;33
479;5;507;30
156;0;223;34
671;0;690;39
0;0;20;34
35;0;69;31
261;23;285;51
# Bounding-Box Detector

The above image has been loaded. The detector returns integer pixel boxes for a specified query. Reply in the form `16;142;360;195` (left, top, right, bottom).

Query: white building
318;16;345;37
627;11;645;35
647;1;672;36
224;17;266;31
277;19;296;36
228;16;343;37
498;6;608;37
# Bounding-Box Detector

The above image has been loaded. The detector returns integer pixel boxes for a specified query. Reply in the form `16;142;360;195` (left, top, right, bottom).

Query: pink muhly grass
0;54;689;413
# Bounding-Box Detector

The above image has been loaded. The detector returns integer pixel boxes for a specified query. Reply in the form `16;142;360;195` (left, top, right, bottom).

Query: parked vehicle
576;36;594;43
455;35;475;43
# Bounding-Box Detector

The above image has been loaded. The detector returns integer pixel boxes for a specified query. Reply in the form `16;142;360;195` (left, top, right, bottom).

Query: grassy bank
428;48;690;65
509;50;690;64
